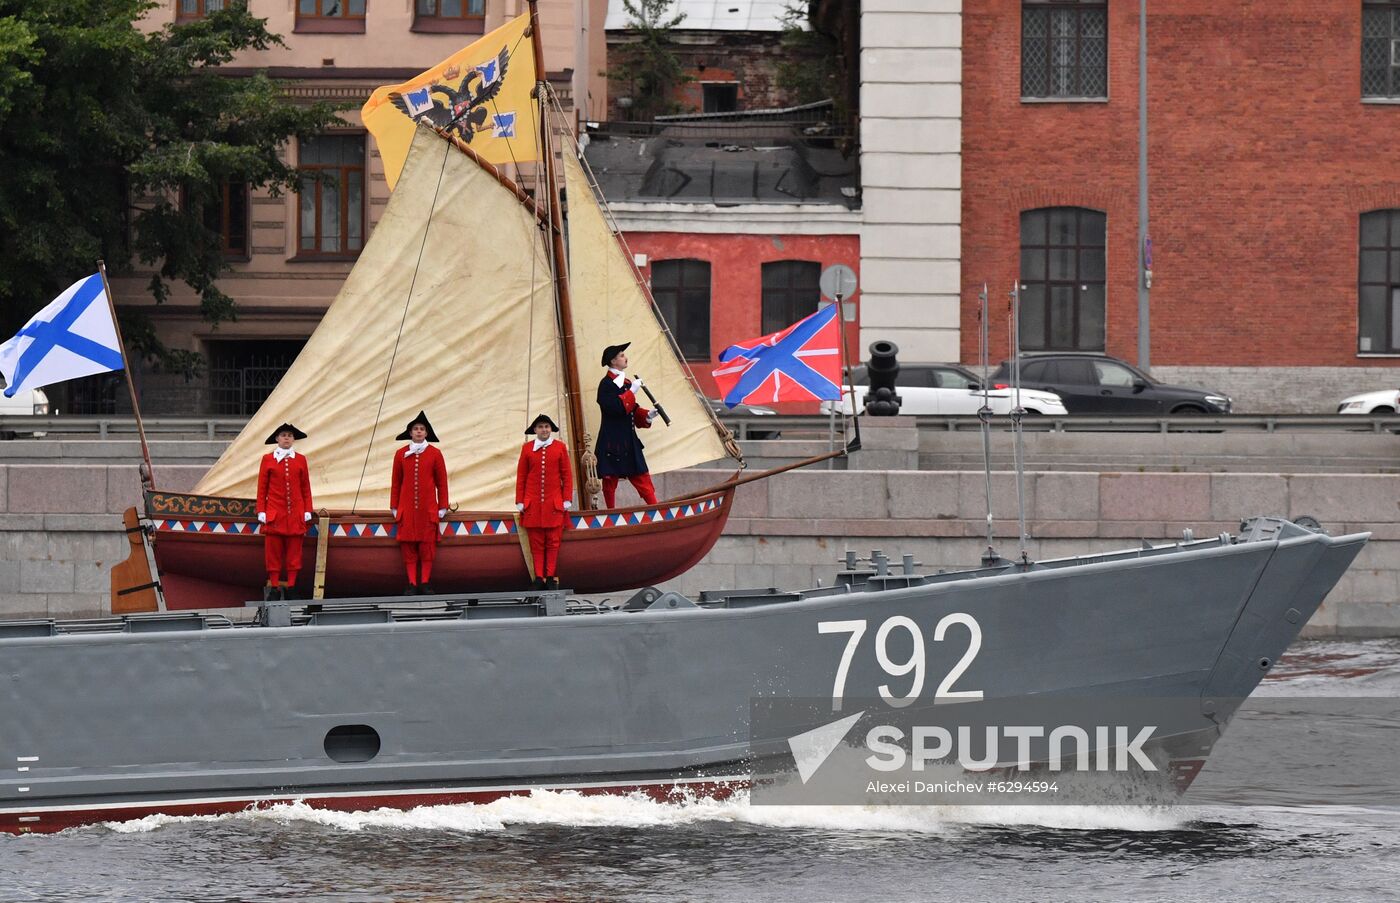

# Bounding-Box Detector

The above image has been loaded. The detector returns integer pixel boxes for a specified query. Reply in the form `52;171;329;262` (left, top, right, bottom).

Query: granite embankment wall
1;461;1398;636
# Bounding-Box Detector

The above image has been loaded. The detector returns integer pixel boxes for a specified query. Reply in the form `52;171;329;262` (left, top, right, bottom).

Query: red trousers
264;535;303;585
527;525;563;578
399;540;437;585
602;473;657;508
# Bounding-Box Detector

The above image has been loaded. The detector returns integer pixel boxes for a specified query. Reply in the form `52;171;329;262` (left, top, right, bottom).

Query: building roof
583;116;857;207
604;0;793;32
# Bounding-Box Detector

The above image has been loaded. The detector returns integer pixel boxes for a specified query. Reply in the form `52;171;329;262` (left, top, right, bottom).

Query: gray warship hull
0;518;1366;832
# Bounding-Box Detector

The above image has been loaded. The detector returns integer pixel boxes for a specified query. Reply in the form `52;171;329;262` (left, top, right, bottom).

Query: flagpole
838;292;861;454
96;261;154;489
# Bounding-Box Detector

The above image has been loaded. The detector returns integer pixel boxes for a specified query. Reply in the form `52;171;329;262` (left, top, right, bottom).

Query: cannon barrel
865;340;902;416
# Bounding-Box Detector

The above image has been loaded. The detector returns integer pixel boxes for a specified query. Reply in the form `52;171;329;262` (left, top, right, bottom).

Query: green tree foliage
0;1;343;364
604;0;690;121
776;2;843;114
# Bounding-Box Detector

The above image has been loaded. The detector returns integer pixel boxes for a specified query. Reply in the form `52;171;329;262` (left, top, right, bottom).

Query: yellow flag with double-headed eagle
362;12;538;190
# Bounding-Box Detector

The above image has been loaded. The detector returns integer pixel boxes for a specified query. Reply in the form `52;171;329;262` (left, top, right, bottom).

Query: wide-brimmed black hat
264;423;307;444
601;342;630;367
396;410;440;442
525;413;560;434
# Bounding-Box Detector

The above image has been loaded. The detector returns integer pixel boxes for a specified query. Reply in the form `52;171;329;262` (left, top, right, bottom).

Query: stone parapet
2;464;1397;636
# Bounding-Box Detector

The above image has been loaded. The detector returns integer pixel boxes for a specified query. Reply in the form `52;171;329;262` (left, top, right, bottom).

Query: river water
2;639;1398;903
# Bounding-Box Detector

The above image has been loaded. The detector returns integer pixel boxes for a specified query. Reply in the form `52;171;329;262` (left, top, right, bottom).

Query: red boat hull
145;488;734;608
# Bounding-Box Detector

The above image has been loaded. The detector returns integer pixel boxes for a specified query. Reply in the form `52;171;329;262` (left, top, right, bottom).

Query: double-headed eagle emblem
389;47;512;144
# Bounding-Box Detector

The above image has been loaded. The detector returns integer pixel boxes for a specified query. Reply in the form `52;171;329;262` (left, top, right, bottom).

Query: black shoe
419;583;435;596
531;577;546;591
403;584;420;596
276;586;287;602
262;585;275;602
281;586;297;601
545;576;560;591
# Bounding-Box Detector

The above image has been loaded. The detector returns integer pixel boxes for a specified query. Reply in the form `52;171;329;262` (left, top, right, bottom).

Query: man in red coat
515;413;574;590
256;422;314;601
390;410;450;595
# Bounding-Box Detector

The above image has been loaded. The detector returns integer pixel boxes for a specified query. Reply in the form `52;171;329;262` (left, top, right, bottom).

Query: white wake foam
102;789;1188;835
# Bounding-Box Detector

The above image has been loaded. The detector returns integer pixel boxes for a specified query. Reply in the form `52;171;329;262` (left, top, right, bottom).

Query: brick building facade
962;0;1400;411
618;232;861;399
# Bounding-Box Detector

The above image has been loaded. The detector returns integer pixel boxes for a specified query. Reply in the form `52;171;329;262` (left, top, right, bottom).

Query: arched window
651;259;711;360
1019;207;1106;351
1359;210;1400;353
761;260;821;335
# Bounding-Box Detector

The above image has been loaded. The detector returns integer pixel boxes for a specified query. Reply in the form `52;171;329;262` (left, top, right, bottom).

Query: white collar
531;435;555;451
273;447;296;462
609;368;626;388
404;441;429;457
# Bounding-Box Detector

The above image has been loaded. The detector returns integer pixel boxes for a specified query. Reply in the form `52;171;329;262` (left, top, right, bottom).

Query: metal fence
4;413;1400;442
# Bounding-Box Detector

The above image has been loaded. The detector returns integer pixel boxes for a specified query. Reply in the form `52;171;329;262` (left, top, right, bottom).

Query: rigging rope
350;138;454;513
554;91;743;466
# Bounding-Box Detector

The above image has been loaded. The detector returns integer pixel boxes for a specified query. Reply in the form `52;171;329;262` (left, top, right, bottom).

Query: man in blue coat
595;342;659;508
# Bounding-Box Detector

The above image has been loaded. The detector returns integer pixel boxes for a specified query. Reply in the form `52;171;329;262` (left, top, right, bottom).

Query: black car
988;353;1232;415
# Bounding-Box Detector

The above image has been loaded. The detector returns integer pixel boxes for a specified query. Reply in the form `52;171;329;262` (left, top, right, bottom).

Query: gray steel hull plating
0;519;1367;830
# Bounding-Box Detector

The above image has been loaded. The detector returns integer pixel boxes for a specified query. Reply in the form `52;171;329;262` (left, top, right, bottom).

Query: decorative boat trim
149;494;723;540
147;491;256;518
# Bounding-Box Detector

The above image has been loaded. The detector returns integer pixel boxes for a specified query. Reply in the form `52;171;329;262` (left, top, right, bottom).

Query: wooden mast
526;0;592;509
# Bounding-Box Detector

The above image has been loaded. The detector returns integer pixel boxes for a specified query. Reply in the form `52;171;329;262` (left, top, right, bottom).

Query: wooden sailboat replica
121;56;745;608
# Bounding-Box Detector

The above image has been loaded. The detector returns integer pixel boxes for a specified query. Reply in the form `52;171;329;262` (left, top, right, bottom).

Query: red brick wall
620;231;860;400
962;0;1400;368
605;32;813;120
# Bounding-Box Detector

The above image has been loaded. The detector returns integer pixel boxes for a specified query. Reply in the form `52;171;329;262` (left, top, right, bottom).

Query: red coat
515;438;574;528
257;451;313;536
391;444;450;543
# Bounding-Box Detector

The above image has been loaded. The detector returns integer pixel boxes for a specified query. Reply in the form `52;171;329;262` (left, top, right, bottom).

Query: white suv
820;363;1067;416
0;381;50;437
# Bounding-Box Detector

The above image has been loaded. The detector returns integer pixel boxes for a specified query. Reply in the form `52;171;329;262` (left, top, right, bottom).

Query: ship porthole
324;724;381;763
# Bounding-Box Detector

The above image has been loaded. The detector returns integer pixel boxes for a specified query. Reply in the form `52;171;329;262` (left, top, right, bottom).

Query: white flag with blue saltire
0;273;124;398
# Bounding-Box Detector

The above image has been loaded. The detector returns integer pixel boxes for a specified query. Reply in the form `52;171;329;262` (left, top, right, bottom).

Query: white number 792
819;613;983;710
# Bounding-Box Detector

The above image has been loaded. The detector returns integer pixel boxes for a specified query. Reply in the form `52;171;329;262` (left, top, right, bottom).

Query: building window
761;260;821;335
1358;210;1400;353
299;0;365;16
177;0;228;18
417;0;484;17
297;134;365;258
1363;5;1400;97
702;84;739;113
1021;2;1108;99
210;182;250;259
1019;207;1106;351
296;0;367;32
413;0;487;32
651;259;711;360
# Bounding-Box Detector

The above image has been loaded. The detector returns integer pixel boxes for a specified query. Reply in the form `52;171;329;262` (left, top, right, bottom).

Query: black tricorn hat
525;413;561;435
601;341;630;367
264;423;307;444
396;410;440;442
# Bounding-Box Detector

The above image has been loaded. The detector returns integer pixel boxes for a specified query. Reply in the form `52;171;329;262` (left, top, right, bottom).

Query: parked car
989;354;1232;415
1337;388;1400;414
0;380;50;438
819;362;1067;416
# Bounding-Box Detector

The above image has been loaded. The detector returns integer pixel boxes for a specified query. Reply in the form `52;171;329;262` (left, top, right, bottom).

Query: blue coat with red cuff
595;375;652;478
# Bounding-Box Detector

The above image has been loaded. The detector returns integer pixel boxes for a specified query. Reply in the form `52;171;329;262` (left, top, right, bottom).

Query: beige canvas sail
195;127;568;511
562;146;733;477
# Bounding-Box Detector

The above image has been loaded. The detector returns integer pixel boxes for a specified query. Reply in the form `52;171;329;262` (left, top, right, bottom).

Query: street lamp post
1137;0;1152;370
